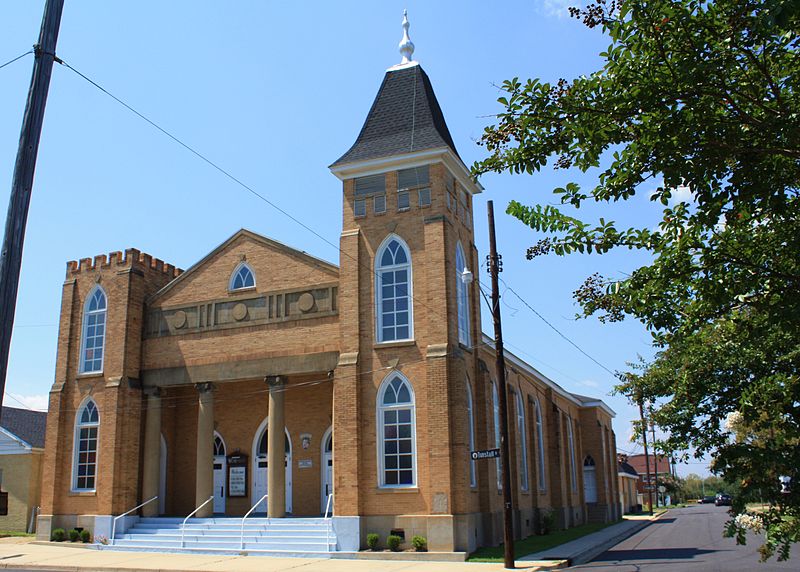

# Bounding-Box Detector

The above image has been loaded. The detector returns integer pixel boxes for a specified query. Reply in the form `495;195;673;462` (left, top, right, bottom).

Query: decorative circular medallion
172;310;187;329
232;303;248;321
297;292;315;313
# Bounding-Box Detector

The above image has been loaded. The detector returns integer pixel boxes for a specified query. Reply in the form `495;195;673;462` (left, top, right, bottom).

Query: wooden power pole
487;200;515;569
0;0;65;419
638;398;654;515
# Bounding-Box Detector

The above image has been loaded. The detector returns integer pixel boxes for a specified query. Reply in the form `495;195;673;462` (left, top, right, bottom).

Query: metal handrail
240;494;268;550
111;496;158;544
324;493;334;552
180;496;213;548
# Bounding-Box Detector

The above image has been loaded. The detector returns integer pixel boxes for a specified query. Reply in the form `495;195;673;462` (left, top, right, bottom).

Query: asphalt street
569;505;800;571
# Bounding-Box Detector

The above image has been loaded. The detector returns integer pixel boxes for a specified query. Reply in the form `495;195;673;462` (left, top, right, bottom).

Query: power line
495;277;617;377
0;49;32;71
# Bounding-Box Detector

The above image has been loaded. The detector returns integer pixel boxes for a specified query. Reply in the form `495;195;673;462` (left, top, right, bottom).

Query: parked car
715;494;732;506
699;496;716;504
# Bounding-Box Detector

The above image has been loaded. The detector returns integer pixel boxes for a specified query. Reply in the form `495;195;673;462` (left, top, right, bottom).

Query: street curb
568;511;667;567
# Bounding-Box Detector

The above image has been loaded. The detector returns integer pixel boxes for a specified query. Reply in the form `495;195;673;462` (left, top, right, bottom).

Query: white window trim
466;377;477;488
213;431;227;457
492;381;501;490
375;234;414;343
71;397;99;492
79;285;107;375
567;415;578;492
228;261;256;291
534;398;546;491
376;371;418;488
455;242;471;347
516;390;529;491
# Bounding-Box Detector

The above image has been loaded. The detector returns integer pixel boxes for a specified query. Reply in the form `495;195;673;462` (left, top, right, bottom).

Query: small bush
387;534;402;552
51;528;66;542
366;532;379;550
540;511;556;535
69;529;80;542
80;529;91;543
411;535;427;552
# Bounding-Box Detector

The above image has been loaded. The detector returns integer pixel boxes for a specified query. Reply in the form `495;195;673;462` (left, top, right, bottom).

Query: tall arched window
376;236;413;342
377;373;416;487
466;377;477;488
229;262;255;291
80;286;107;374
213;433;226;456
534;398;546;491
73;399;99;491
491;382;501;490
455;242;470;346
516;390;529;491
567;415;578;492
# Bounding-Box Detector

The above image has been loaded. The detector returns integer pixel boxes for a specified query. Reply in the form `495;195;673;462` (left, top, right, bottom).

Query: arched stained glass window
534;398;546;491
492;382;502;490
567;415;578;492
466;378;477;488
73;399;99;491
229;262;255;291
80;286;107;374
376;236;413;342
455;242;470;346
516;390;529;491
378;373;416;487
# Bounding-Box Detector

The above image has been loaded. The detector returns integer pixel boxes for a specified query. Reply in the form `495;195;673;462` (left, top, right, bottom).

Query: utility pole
0;0;64;419
651;422;659;508
487;200;514;569
638;397;654;515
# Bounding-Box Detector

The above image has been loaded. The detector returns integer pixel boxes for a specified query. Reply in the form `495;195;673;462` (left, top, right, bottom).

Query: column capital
264;375;285;389
196;382;215;394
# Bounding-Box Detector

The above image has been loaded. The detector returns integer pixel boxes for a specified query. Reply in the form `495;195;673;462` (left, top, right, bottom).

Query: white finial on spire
398;9;415;64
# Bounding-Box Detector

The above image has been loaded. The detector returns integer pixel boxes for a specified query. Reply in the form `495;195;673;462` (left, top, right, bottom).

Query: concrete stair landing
104;517;338;557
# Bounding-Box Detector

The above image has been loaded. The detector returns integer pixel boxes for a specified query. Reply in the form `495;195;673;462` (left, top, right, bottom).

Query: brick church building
37;15;619;554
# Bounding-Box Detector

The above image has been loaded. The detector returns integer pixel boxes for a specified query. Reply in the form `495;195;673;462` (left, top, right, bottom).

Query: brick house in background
0;406;46;532
37;17;620;554
626;453;673;498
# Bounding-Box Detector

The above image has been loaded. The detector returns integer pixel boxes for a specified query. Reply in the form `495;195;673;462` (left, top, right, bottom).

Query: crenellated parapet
66;248;183;279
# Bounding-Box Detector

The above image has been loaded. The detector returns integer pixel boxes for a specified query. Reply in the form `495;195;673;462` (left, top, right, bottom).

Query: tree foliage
474;0;800;560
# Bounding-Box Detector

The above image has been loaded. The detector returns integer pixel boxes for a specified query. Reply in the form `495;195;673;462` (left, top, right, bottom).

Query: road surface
570;505;800;571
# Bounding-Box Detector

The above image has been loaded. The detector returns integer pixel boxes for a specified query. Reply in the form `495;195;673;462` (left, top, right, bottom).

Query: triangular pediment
149;229;338;307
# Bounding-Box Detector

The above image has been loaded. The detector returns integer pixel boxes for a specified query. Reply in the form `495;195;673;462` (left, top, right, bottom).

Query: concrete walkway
519;513;664;567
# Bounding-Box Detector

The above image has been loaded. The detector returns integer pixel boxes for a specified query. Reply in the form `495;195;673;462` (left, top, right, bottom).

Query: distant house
617;455;640;514
626;453;672;498
0;406;47;532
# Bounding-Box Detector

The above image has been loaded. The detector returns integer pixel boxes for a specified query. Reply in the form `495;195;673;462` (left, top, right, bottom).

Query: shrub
387;534;402;552
540;511;556;535
366;533;379;551
68;529;80;542
51;528;66;542
80;529;91;543
411;535;427;552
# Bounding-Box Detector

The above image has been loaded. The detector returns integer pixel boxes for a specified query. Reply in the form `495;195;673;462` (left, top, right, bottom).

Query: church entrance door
213;433;226;514
320;427;333;514
252;422;292;514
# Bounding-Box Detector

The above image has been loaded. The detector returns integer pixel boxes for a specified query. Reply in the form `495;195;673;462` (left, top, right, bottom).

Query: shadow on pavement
593;547;725;561
647;518;676;524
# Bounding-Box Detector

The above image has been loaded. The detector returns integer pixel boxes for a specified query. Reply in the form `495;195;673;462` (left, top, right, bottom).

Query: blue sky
0;1;709;477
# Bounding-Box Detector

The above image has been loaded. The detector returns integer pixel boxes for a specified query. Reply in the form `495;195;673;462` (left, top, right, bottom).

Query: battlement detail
67;248;183;279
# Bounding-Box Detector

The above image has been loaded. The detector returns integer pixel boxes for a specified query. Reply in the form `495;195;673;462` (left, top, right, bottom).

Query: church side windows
80;286;107;374
491;381;502;490
378;373;416;487
229;262;255;291
516;390;529;491
376;235;413;342
73;399;99;491
534;398;547;491
456;242;470;346
567;415;578;492
466;377;477;488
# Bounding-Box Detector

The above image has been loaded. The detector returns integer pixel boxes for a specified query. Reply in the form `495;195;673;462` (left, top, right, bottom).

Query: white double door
213;455;226;513
253;453;292;514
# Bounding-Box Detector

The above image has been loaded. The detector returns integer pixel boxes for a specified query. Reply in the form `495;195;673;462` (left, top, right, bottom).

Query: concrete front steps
104;517;339;557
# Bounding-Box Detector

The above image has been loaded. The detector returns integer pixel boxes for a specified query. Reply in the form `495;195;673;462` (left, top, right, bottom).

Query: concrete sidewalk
0;512;664;572
518;512;665;567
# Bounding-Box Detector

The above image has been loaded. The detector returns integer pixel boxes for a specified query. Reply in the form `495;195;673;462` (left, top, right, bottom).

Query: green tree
474;0;800;560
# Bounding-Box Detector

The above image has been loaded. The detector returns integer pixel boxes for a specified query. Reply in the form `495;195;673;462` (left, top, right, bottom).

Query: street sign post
471;449;500;460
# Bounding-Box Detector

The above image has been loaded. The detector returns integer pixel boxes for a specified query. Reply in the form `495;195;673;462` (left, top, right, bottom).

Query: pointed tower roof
331;64;460;167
